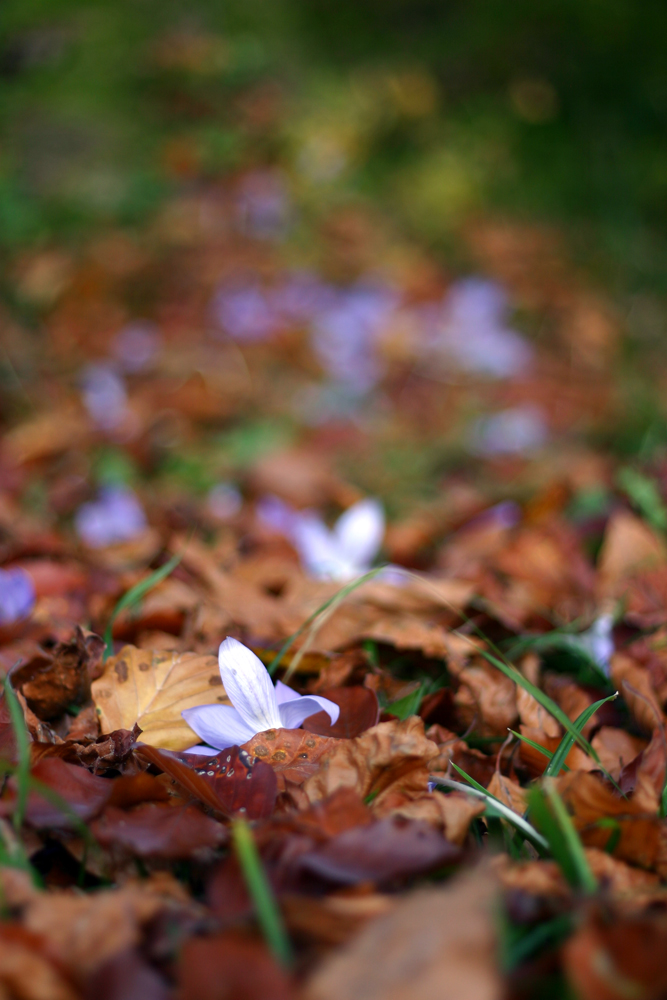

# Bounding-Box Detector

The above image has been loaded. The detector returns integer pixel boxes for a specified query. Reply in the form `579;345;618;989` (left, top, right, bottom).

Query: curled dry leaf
31;726;138;772
13;626;102;720
611;653;666;734
304;863;501;1000
303;717;438;815
454;660;517;738
556;771;667;875
92;645;228;750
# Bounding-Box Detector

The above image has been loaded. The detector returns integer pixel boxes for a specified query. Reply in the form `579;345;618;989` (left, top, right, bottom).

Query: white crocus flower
258;496;385;581
182;637;340;753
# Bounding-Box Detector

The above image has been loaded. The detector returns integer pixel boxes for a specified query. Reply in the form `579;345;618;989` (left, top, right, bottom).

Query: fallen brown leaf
92;645;227;750
304;863;501;1000
303;717;438;816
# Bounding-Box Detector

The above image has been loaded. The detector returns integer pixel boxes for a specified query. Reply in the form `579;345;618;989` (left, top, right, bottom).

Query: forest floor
2;22;667;1000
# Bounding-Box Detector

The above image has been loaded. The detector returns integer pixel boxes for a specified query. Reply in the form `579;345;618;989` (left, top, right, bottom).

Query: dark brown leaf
302;687;380;739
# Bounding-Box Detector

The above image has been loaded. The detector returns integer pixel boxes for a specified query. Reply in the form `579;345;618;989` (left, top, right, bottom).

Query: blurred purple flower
212;280;281;342
258;495;385;580
75;486;147;548
80;363;128;431
0;568;35;625
311;284;399;394
112;321;162;373
469;405;548;457
427;278;533;379
235;170;291;241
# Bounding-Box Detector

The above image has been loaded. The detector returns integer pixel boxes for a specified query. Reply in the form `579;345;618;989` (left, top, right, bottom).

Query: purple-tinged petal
274;680;303;706
279;694;340;730
182;704;255;751
217;638;282;733
290;512;348;579
0;568;35;625
334;498;384;569
181;744;220;756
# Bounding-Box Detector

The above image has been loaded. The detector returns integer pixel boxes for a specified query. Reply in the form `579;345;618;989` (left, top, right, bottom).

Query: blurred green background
2;0;667;308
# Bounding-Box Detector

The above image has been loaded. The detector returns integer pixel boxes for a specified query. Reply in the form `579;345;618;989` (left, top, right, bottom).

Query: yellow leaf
91;645;230;750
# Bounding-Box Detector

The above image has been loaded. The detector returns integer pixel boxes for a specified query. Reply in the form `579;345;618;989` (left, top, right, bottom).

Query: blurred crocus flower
80;363;128;431
235;170;291;241
75;486;147;548
0;568;35;625
258;496;385;581
469;405;548;457
428;278;533;379
112;321;162;373
183;637;339;752
212;280;281;342
311;284;399;394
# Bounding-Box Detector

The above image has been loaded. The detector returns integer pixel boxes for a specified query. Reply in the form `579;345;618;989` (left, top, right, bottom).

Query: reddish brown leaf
92;803;226;858
2;757;113;828
178;929;296;1000
241;728;338;786
136;744;277;819
302;687;380;739
297;816;460;885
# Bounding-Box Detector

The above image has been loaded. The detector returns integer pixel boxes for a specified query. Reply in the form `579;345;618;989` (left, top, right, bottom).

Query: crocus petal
279;694;340;730
290;512;348;579
274;680;304;705
217;637;282;732
182;744;220;756
334;498;384;570
182;704;255;751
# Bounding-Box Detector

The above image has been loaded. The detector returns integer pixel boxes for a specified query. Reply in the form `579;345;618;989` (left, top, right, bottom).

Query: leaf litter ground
4;82;667;1000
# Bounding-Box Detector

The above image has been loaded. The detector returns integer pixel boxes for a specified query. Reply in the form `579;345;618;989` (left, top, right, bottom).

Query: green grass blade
3;678;31;836
477;648;600;762
103;551;182;660
232;818;293;968
508;729;553;761
431;772;549;853
527;780;597;893
267;566;385;677
385;684;426;721
545;693;617;778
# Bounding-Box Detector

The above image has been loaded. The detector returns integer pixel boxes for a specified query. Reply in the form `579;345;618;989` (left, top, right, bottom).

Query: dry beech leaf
303;717;438;815
563;906;667;1000
305;863;501;1000
241;728;338;787
597;510;667;598
556;771;667;875
611;653;666;734
23;876;195;980
92;645;227;750
0;928;78;1000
